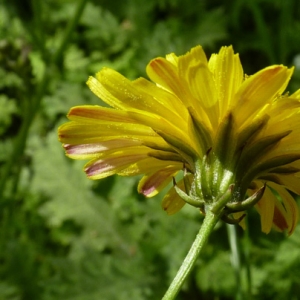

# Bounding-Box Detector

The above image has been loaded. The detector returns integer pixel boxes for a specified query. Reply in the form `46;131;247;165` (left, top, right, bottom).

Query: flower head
58;45;300;234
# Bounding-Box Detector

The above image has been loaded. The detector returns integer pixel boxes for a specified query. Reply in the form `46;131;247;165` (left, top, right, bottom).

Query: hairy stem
162;208;220;300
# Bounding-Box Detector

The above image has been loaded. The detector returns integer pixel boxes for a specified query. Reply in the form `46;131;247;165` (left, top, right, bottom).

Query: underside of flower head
58;45;300;235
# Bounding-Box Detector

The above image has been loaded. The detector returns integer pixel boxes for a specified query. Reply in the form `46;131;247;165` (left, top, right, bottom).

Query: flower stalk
162;207;221;300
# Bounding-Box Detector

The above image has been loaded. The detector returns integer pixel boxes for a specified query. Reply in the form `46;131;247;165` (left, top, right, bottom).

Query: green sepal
155;130;196;170
211;184;234;214
264;166;300;174
148;150;184;163
214;113;236;167
252;154;300;174
236;115;269;151
236;130;292;180
141;140;177;152
188;107;212;154
193;160;203;199
200;149;213;202
183;166;192;192
226;183;266;212
210;156;223;198
238;153;300;199
258;174;282;185
172;178;204;207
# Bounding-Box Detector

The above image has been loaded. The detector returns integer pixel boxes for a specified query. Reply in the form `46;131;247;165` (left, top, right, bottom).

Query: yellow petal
118;158;182;176
146;57;185;99
260;172;300;195
146;48;215;131
58;121;156;144
161;179;187;215
187;62;219;128
233;211;246;230
132;77;189;121
150;46;208;100
208;46;244;118
166;52;178;66
177;45;208;82
254;184;275;234
87;75;122;109
91;68;189;127
268;97;300;123
290;88;300;99
234;65;294;127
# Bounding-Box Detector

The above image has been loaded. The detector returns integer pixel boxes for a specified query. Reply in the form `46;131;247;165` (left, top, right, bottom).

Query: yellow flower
58;46;300;235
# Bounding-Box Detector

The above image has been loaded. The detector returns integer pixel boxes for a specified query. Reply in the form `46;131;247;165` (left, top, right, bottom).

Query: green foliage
1;0;300;299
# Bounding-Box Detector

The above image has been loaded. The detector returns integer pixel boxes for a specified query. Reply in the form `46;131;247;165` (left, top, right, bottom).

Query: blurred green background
1;0;300;299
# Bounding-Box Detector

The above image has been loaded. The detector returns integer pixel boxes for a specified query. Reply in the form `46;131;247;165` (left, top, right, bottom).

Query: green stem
226;224;243;300
162;209;220;300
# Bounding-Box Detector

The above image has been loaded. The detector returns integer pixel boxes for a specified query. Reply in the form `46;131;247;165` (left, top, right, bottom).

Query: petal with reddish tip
138;167;179;197
267;182;299;235
64;139;143;159
84;147;150;179
87;75;122;109
272;203;289;233
68;105;135;124
146;57;183;98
